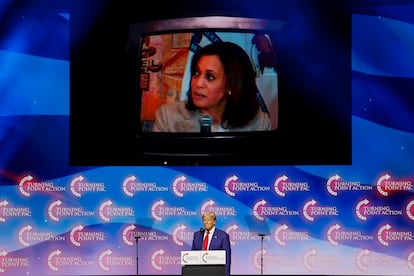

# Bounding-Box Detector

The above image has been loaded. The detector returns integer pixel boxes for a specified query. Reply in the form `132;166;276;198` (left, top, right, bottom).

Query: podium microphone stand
244;215;270;276
258;233;265;275
134;235;141;276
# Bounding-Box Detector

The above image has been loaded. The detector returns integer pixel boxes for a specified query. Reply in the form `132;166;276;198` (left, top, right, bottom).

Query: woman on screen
152;41;271;132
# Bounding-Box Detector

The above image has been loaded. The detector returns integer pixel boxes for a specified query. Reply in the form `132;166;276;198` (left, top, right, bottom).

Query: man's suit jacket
191;228;231;276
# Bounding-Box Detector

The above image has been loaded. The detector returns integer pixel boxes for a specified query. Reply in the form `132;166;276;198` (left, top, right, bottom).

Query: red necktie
202;230;209;250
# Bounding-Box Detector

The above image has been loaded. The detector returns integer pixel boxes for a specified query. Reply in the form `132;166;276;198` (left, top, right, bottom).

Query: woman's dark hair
186;41;260;128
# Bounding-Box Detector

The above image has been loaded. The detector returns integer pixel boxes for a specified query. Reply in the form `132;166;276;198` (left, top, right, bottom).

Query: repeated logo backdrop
0;168;413;275
1;1;414;276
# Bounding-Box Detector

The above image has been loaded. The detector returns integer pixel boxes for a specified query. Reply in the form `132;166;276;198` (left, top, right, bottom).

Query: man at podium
191;211;231;276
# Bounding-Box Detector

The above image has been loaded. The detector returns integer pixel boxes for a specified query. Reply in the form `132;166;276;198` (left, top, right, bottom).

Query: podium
181;250;226;276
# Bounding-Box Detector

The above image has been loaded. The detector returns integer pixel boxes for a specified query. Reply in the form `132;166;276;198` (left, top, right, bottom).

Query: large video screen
71;1;352;166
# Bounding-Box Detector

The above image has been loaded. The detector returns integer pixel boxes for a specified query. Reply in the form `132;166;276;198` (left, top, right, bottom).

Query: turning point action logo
98;249;134;272
225;174;269;197
48;200;95;222
326;224;373;246
18;174;64;197
122;175;167;197
252;199;298;221
150;200;196;221
356;249;411;272
122;224;138;246
18;224;65;246
48;249;93;272
326;174;371;196
355;198;403;221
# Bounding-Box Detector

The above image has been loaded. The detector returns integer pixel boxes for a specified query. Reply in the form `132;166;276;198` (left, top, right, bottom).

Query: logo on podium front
181;250;225;265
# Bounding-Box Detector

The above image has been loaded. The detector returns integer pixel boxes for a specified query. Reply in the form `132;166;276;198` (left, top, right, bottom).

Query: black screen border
70;1;352;166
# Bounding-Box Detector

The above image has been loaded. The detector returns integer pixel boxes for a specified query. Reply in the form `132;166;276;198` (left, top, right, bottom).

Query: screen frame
70;2;352;166
128;16;285;164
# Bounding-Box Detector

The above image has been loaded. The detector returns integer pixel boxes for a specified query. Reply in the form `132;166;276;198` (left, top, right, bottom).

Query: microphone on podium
199;114;213;133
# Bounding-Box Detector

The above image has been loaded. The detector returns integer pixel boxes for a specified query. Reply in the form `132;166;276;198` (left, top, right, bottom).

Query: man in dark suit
191;211;231;276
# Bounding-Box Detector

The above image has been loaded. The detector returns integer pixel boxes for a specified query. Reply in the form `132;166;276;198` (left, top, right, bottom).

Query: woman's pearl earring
228;90;232;96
